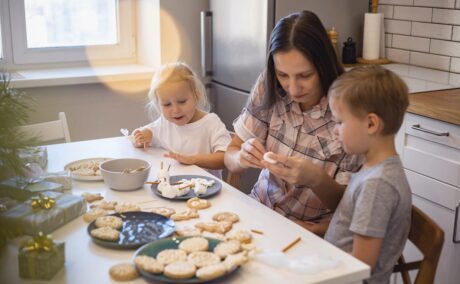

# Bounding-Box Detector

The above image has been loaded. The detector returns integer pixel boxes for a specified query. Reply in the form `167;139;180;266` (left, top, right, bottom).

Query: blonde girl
132;62;231;178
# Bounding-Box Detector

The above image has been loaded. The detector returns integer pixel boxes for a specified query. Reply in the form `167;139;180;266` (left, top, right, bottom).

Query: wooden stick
136;200;159;204
179;184;192;190
282;237;301;253
145;181;183;185
251;229;264;235
160;161;163;170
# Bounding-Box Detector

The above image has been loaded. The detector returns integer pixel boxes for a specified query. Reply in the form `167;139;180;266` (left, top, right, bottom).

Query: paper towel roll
363;13;382;60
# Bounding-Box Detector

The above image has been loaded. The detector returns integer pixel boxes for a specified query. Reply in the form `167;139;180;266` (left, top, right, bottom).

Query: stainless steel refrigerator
201;0;369;193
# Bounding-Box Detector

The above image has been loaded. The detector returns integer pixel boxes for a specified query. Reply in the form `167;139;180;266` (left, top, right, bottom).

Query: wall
380;0;460;74
19;0;208;142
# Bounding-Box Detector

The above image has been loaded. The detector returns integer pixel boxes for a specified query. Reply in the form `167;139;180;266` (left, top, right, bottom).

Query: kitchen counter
382;64;460;126
408;88;460;126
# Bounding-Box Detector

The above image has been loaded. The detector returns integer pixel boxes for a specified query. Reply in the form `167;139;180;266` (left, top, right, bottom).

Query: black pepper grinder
342;37;357;64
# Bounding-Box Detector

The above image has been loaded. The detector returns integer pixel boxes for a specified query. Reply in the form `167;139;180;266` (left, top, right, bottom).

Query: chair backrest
394;205;444;284
20;112;71;144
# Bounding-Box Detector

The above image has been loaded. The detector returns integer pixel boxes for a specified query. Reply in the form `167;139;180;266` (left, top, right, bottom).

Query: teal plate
87;211;175;249
134;236;240;283
151;175;222;200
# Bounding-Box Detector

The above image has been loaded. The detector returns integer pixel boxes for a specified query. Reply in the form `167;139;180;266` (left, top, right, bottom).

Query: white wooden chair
20;112;71;144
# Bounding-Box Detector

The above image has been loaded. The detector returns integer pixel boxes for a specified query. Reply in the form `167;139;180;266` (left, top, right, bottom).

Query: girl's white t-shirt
145;112;231;178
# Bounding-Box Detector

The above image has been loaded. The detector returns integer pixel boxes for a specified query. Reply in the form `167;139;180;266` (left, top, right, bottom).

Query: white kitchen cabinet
395;113;460;284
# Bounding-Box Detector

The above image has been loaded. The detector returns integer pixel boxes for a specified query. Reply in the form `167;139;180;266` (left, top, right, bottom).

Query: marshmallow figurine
157;169;170;184
193;181;208;195
160;182;177;198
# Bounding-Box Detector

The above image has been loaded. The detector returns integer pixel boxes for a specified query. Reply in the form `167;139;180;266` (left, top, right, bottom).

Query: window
0;18;3;60
7;0;135;65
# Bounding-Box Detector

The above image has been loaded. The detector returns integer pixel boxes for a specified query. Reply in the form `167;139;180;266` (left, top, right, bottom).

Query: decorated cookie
186;197;211;210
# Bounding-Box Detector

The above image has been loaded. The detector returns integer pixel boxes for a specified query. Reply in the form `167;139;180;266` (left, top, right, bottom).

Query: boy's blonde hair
147;62;209;117
328;65;409;135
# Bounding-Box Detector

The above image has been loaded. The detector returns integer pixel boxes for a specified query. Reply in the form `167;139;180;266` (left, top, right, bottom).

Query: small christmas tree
0;72;37;180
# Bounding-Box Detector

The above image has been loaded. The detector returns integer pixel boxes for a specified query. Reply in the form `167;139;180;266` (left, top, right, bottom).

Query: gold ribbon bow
30;194;56;210
20;232;55;252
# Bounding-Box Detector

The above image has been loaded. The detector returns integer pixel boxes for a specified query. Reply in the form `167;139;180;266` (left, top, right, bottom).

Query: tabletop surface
0;137;370;284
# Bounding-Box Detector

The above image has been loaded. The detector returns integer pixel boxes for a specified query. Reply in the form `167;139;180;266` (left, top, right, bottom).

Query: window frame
8;0;136;65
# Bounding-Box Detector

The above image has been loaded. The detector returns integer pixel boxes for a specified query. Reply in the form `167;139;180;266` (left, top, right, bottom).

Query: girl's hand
239;138;266;169
261;152;323;186
164;152;196;165
132;128;153;149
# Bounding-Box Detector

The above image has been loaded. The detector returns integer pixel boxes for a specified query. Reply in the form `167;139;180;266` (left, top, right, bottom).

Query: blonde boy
262;65;412;284
326;65;411;283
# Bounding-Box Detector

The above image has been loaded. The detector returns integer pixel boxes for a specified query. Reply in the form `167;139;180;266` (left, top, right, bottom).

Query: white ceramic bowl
100;158;151;191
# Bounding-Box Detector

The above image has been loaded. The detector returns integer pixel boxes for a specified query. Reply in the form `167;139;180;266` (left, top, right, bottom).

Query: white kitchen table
0;137;369;284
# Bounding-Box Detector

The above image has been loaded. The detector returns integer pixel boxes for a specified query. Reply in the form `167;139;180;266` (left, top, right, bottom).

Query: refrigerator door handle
454;203;460;243
200;11;213;77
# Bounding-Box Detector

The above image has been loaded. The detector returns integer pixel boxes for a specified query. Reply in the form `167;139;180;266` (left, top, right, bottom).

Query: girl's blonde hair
147;62;210;118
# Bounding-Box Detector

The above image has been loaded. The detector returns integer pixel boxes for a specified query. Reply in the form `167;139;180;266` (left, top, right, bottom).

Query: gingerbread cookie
228;230;252;244
195;221;233;234
186;197;211;210
175;227;202;237
82;192;104;203
196;262;227;280
115;203;140;213
109;263;139;281
212;212;239;223
134;255;164;274
150;207;176;218
163;261;196;280
156;249;187;265
95;216;123;230
83;208;108;223
178;237;209;253
90;200;117;210
187;251;221;268
170;208;199;221
213;240;241;259
224;251;248;271
90;227;120;241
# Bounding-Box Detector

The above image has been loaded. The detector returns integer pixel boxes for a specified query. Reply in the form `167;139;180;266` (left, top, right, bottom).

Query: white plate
64;157;112;181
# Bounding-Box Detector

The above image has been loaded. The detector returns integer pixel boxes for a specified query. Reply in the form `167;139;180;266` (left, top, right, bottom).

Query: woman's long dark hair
259;10;344;110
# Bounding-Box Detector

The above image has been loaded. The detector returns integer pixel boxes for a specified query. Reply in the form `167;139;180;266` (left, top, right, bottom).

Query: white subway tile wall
453;26;460;41
414;0;455;9
452;57;460;73
381;2;460;74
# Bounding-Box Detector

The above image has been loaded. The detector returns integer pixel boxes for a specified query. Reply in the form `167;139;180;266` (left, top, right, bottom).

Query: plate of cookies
151;175;222;200
65;157;112;181
133;236;247;283
88;211;175;249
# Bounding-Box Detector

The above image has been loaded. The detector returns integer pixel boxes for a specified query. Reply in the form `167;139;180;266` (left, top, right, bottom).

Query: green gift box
0;191;86;237
0;176;64;201
18;234;65;280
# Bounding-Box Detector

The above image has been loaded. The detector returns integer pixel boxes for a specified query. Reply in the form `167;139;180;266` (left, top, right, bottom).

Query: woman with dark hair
224;10;362;235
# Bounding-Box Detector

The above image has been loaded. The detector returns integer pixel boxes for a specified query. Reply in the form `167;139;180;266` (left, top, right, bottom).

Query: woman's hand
132;128;153;149
239;138;266;169
261;152;323;186
164;152;195;165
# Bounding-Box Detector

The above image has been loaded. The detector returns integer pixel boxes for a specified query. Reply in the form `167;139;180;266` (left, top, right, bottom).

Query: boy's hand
261;152;323;186
132;128;153;149
239;138;266;169
164;152;196;165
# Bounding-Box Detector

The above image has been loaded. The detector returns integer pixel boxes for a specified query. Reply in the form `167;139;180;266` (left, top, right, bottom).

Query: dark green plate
134;236;240;283
151;175;222;200
87;211;175;249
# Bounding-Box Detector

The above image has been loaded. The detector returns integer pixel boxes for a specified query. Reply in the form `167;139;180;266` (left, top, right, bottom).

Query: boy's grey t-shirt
324;156;412;284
